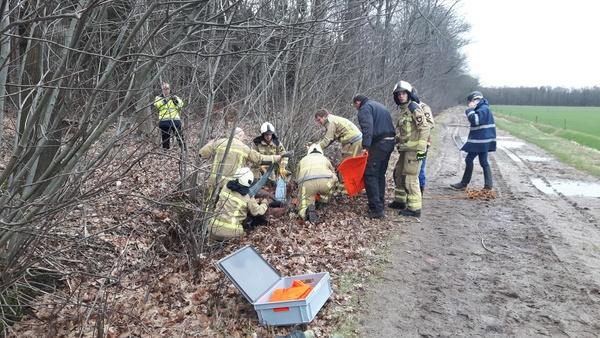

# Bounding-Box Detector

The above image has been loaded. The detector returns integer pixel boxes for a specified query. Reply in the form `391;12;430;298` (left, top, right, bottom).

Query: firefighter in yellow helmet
199;127;282;195
314;109;362;194
208;167;269;240
154;82;185;150
251;122;289;182
389;80;431;217
295;144;338;223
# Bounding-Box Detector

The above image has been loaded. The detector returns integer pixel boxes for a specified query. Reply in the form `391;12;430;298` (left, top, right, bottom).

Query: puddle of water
520;155;552;162
530;178;600;198
498;140;526;149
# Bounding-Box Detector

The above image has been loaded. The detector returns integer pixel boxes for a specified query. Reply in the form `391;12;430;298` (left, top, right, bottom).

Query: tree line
480;86;600;107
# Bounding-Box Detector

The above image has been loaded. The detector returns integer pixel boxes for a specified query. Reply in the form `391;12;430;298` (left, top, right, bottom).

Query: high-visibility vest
154;95;184;120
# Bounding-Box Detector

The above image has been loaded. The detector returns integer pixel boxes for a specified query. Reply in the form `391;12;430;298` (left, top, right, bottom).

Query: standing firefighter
295;144;338;223
450;91;496;190
411;87;435;196
208;167;269;240
389;81;430;217
154;82;185;150
251;122;289;182
314;109;362;194
199;127;282;195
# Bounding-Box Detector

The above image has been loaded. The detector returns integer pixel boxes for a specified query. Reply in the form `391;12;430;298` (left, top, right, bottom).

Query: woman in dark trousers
451;91;496;190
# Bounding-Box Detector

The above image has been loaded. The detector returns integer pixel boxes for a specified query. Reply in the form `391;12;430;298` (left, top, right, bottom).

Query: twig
481;238;496;254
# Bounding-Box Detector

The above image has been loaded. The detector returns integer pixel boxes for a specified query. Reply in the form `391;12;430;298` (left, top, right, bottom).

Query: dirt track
359;107;600;337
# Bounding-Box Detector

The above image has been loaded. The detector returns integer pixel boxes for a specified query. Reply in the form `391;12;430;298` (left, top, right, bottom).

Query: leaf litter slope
5;122;399;337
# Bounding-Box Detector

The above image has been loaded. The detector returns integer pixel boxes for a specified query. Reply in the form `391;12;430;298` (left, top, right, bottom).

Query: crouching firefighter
295;144;338;223
208;167;269;240
389;81;430;217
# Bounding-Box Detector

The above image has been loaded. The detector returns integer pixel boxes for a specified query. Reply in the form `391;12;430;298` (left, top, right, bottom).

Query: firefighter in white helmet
295;144;338;223
208;167;270;240
251;122;289;182
389;80;431;218
199;127;282;195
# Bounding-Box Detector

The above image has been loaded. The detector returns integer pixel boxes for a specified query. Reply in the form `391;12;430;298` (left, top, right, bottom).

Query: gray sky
458;0;600;88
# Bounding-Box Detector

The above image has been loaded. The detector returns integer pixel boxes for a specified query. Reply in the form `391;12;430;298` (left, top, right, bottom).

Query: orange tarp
337;152;368;197
269;280;313;302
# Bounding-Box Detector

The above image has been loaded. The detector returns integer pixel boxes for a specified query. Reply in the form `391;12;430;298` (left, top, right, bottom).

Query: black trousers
364;139;395;213
159;119;184;149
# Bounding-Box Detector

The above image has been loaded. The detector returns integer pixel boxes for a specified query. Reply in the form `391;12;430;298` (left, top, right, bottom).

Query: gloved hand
279;167;289;177
416;150;427;160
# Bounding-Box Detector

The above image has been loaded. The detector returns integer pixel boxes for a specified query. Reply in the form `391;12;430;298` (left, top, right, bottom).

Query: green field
493;105;600;150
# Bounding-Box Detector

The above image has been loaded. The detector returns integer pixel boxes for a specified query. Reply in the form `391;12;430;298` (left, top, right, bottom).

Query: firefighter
208;167;269;240
251;122;289;182
154;82;185;150
410;87;435;196
314;109;362;194
295;144;338;223
450;91;496;190
389;81;430;217
199;127;282;195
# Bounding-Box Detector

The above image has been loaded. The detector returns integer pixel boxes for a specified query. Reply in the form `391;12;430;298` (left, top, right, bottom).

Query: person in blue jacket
451;91;496;190
353;94;396;219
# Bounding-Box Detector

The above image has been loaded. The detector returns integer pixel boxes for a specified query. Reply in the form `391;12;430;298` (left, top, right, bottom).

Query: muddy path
359;107;600;337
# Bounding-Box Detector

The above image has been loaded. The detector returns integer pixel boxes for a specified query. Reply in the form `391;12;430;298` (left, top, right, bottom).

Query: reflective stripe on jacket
252;136;288;169
209;184;267;232
199;137;276;187
461;98;496;153
154;95;184;120
318;114;362;149
395;101;430;152
295;152;336;184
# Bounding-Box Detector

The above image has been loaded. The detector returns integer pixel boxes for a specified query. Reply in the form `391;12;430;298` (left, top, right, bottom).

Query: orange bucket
337;152;368;197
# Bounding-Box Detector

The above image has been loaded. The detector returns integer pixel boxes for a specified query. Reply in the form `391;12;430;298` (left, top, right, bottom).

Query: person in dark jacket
450;91;496;190
353;95;396;219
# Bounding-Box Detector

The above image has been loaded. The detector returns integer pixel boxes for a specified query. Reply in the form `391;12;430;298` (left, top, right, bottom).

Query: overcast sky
458;0;600;88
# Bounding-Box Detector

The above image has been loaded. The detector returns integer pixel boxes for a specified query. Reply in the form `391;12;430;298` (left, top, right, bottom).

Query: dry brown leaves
6;125;398;338
465;188;497;200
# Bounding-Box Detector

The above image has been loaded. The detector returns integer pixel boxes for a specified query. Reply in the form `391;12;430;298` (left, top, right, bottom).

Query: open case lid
216;245;281;303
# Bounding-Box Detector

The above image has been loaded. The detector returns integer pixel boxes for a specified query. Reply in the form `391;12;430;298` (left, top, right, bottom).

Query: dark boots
483;165;493;190
399;209;421;217
450;162;473;190
387;201;406;209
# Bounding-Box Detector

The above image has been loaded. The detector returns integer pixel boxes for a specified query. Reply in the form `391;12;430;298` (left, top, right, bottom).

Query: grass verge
495;115;600;178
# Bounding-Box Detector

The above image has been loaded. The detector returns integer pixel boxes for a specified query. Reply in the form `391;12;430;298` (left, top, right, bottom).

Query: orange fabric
337;152;368;197
269;280;313;302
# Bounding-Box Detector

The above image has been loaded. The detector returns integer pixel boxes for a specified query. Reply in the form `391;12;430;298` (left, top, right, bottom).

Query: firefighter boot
399;209;421;217
387;201;406;210
483;165;493;190
450;162;473;190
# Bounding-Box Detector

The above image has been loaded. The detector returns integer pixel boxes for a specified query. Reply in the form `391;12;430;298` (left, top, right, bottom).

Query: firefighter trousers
298;177;337;219
393;151;422;211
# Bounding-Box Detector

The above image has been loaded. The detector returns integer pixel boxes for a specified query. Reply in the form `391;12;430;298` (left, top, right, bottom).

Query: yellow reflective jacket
154;95;184;120
295;151;336;184
209;183;268;239
252;135;288;170
395;101;430;152
318;114;362;150
200;136;277;188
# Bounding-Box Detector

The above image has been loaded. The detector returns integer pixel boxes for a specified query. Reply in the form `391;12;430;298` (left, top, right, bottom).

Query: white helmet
260;122;275;134
234;167;254;187
393;80;413;94
307;143;323;154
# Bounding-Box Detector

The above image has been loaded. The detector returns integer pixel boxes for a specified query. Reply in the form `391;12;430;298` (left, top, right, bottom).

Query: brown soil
359;107;600;337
